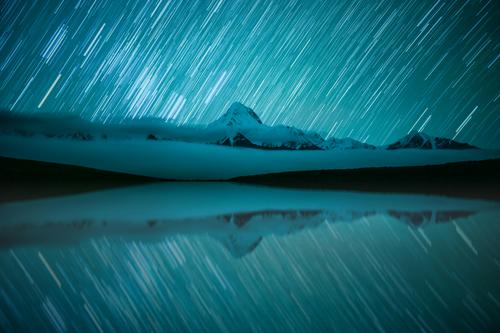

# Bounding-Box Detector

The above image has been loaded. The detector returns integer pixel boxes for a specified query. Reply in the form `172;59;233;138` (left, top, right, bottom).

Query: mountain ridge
0;103;478;150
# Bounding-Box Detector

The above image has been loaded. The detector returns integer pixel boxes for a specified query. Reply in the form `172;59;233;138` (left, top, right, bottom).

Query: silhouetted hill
1;156;499;202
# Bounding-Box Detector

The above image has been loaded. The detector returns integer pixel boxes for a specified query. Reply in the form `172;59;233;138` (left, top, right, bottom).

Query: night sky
0;0;499;147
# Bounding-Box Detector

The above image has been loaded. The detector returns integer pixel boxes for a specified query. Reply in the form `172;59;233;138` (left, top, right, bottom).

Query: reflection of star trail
0;0;499;147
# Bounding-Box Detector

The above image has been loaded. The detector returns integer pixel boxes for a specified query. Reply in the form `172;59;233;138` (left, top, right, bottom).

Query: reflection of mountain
387;210;475;226
1;183;497;257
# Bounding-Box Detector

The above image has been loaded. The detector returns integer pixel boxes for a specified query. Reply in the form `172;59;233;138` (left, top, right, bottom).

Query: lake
0;182;499;332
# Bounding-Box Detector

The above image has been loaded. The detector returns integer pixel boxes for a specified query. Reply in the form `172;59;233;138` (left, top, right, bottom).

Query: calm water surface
0;183;499;332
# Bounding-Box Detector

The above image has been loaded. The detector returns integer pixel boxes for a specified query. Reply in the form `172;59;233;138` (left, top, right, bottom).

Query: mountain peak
407;130;434;141
388;131;476;150
211;102;263;128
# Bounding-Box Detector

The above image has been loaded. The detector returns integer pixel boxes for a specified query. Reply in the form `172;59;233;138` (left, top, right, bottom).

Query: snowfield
1;103;498;179
1;134;499;180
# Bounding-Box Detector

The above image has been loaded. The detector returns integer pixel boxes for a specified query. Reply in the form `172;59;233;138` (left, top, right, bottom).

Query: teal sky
0;0;499;147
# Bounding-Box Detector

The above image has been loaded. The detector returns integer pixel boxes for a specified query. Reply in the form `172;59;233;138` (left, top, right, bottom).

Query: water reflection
0;183;499;332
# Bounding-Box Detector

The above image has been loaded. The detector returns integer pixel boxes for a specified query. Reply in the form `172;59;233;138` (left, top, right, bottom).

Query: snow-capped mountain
209;102;263;127
0;103;479;151
206;102;322;150
386;131;476;150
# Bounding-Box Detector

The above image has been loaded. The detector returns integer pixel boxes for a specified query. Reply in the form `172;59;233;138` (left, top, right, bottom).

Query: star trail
0;0;499;147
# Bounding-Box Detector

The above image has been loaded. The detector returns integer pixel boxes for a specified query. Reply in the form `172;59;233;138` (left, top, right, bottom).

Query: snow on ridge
0;103;479;151
321;137;376;150
209;102;263;128
1;134;498;180
386;130;476;150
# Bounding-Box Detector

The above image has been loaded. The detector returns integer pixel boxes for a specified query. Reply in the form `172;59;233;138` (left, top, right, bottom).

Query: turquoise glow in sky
0;0;499;147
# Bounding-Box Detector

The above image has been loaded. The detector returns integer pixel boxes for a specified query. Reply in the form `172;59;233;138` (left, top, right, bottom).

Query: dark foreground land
1;156;499;202
0;157;155;202
236;159;500;201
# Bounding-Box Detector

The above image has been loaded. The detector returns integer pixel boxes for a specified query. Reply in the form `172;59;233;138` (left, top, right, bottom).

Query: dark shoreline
236;158;500;201
0;157;156;203
1;156;499;203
